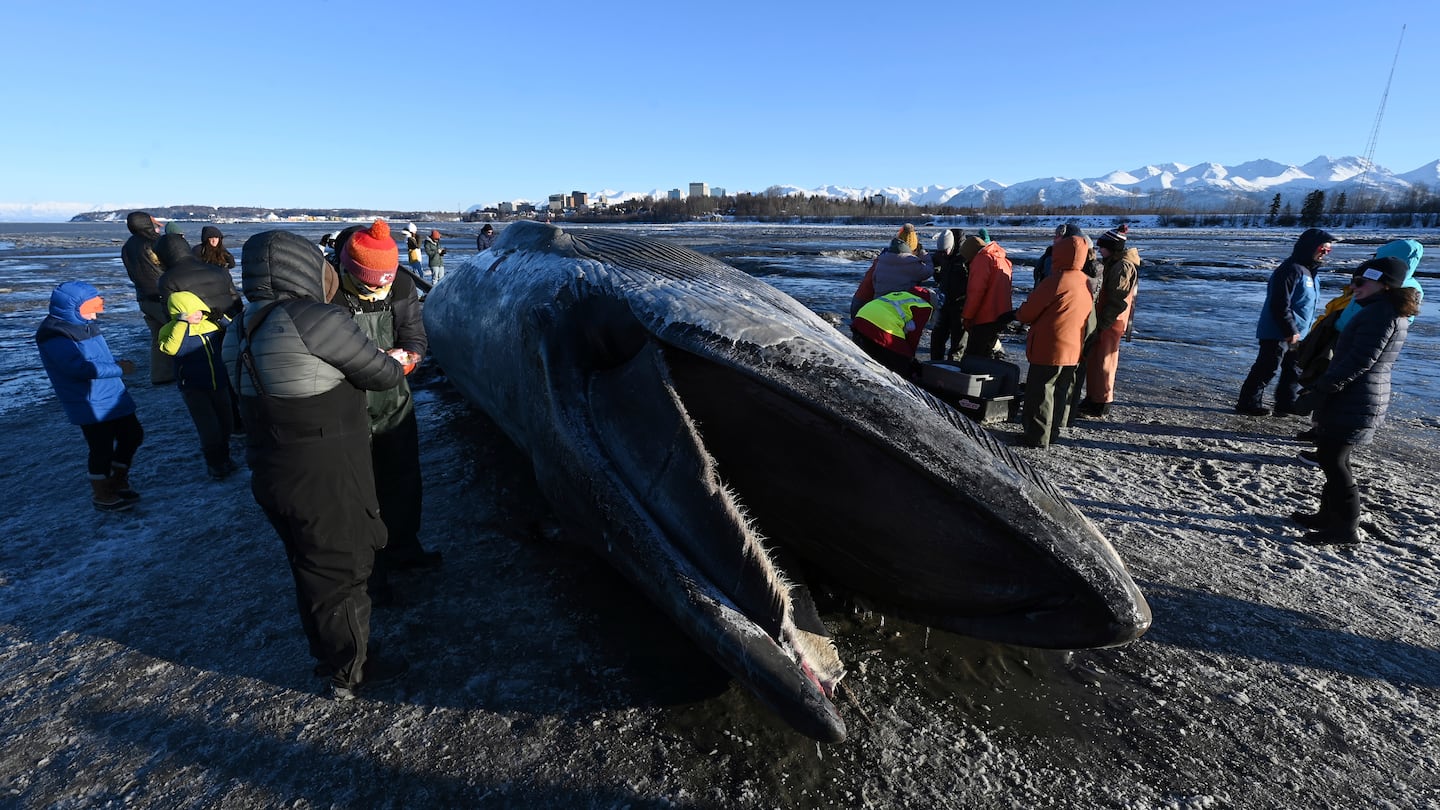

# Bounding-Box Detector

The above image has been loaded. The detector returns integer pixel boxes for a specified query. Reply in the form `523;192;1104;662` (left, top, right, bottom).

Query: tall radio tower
1358;24;1406;192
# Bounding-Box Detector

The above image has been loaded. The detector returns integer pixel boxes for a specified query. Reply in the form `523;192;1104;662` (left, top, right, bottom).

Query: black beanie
1354;256;1409;288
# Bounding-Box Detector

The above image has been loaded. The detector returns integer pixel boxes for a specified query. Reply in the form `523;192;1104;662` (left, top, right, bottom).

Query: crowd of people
35;211;458;701
846;221;1137;449
845;222;1425;545
31;214;1426;701
1234;229;1425;546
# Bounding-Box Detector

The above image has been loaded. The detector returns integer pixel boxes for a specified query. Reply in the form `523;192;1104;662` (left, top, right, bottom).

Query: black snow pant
962;320;1006;359
1314;438;1360;530
929;306;967;361
80;413;144;477
243;388;386;689
1238;339;1302;412
372;408;427;571
179;386;235;469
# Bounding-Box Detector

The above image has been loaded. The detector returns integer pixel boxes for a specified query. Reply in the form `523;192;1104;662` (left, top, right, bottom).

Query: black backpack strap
234;301;284;398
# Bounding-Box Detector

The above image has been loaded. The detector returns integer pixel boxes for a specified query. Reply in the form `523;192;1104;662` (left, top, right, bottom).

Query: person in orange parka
999;233;1096;448
959;233;1014;358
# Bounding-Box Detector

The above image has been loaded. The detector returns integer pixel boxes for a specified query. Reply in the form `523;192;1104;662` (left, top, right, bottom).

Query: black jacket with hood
120;212;165;300
222;230;403;449
1310;291;1410;445
155;233;243;324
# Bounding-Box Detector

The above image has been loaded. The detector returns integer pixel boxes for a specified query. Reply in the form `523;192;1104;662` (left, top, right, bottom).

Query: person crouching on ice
851;286;934;381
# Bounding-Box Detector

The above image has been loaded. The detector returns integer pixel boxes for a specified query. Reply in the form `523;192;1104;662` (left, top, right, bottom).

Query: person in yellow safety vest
851;287;934;380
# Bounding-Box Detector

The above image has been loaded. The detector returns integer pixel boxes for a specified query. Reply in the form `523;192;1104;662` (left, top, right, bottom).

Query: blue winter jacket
1256;228;1334;342
35;281;137;426
1336;239;1424;332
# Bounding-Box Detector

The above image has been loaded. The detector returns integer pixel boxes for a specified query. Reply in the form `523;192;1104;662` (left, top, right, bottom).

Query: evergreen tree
1267;193;1282;226
1299;190;1326;227
1277;201;1297;228
1331;191;1348;215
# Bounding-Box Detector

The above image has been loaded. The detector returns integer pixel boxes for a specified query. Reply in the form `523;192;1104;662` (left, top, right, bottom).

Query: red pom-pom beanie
341;219;399;287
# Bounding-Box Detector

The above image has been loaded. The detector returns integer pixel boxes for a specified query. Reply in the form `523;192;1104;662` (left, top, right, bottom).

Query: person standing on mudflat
423;229;446;283
1236;227;1335;416
475;223;496;251
333;221;441;607
120;211;175;385
193;225;237;270
1290;257;1419;546
1004;232;1095;448
35;281;145;512
959;232;1014;359
156;232;242;327
1075;225;1139;418
223;229;409;700
928;228;968;361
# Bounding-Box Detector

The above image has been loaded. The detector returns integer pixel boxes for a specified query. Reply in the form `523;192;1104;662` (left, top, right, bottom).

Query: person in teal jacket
1236;228;1335;416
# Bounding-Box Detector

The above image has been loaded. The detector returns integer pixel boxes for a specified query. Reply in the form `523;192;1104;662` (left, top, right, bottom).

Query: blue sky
2;0;1435;219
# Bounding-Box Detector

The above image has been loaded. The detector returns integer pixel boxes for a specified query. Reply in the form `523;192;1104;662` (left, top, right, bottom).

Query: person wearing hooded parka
35;281;145;511
120;211;175;385
1290;257;1420;545
222;230;408;700
1236;227;1335;416
193;225;237;270
155;232;243;327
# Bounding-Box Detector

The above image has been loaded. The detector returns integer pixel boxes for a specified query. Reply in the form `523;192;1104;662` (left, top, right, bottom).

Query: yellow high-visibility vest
856;291;932;339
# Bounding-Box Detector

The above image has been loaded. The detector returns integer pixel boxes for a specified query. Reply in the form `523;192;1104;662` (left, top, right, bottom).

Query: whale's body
423;221;1150;742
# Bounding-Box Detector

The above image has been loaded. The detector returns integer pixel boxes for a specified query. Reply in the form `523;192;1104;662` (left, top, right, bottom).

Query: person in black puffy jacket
120;211;175;384
155;233;242;326
222;229;409;699
1290;256;1420;546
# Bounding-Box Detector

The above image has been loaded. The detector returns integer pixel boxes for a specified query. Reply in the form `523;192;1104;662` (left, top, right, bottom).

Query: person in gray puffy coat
222;229;409;699
1290;256;1421;546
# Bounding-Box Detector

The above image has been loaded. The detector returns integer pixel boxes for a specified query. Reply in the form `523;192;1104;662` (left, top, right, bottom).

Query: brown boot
109;463;141;503
89;475;133;512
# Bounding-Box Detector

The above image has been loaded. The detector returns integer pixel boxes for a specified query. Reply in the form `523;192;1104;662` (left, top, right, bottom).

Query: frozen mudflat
1;224;1437;808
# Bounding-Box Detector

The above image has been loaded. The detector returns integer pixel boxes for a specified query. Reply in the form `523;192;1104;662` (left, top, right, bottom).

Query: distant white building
689;182;709;198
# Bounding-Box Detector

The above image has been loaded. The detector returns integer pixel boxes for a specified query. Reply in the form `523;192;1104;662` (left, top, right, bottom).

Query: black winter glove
1293;391;1324;413
994;310;1018;327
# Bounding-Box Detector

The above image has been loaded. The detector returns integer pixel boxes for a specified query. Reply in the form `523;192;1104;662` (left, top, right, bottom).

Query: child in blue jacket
35;281;145;511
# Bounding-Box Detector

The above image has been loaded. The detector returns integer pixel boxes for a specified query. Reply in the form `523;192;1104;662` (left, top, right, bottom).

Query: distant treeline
565;186;1440;229
75;185;1440;230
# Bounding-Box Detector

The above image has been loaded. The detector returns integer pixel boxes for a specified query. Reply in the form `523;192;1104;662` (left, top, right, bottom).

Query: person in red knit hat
335;220;439;604
423;229;446;283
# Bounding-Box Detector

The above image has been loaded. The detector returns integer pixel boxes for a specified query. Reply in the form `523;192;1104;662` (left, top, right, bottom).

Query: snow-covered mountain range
586;155;1440;211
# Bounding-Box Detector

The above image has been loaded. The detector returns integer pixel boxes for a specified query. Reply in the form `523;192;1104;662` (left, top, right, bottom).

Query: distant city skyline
2;1;1433;222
